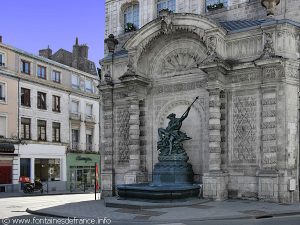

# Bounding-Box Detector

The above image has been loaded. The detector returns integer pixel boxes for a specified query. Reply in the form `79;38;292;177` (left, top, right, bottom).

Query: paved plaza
1;194;300;224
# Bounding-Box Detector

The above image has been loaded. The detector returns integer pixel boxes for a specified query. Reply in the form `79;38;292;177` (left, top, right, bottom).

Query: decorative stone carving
152;80;207;96
261;0;280;16
201;35;222;64
160;49;204;73
259;33;276;59
232;95;257;163
160;9;174;34
117;108;130;163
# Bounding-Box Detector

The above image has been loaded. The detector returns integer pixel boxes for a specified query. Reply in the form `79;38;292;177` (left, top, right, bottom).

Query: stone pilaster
99;85;115;196
201;63;229;201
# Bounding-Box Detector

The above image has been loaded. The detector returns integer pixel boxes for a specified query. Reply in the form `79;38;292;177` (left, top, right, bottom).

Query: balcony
72;142;80;150
0;96;5;101
86;143;93;151
70;112;81;121
85;114;95;123
0;62;5;67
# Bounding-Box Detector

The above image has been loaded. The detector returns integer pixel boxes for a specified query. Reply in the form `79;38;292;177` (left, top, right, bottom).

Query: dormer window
124;4;139;33
206;0;227;12
157;0;176;15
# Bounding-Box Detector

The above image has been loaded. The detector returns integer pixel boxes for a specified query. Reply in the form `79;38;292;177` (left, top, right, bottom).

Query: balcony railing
70;112;81;120
0;96;5;101
86;143;93;151
85;114;95;123
72;142;80;150
0;62;5;67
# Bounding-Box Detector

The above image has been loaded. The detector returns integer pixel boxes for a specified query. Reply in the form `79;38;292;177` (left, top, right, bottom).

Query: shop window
124;4;139;33
21;118;31;140
52;95;61;112
37;120;47;141
52;122;61;142
0;160;12;184
35;158;60;182
21;88;31;107
37;92;47;110
157;0;176;14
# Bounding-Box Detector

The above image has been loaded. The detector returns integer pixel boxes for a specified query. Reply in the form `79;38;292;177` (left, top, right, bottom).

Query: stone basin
117;183;201;199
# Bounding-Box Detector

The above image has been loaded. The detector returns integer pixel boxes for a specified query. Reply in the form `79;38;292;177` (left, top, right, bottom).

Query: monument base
117;160;201;199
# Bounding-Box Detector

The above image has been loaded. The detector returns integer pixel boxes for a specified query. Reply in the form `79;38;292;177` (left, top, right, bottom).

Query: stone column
99;86;114;196
201;64;229;201
128;97;140;171
30;158;35;183
124;96;144;184
208;89;221;172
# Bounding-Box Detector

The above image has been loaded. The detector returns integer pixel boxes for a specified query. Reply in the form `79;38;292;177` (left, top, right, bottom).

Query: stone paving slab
26;198;300;223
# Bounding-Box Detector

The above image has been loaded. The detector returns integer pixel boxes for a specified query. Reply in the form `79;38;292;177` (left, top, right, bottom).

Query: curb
0;192;93;199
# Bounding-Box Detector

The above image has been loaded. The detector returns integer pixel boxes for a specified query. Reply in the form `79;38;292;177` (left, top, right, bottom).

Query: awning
0;143;15;153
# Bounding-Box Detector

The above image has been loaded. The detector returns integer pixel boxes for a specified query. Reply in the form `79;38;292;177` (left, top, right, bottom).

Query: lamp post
104;34;118;195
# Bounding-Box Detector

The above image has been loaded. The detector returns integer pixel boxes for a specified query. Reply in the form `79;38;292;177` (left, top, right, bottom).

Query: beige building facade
0;38;100;192
100;0;300;203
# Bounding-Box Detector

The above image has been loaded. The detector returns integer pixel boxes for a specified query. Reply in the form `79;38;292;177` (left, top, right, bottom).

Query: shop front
66;152;100;191
0;142;19;192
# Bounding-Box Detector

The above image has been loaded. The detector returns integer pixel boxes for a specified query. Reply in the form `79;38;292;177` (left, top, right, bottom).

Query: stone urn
261;0;280;16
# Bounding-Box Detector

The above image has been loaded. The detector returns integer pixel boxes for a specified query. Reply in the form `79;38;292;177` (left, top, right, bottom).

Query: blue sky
1;0;105;66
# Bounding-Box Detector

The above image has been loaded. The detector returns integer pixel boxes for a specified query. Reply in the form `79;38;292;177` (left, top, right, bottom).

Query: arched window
157;0;176;15
206;0;228;12
124;4;139;33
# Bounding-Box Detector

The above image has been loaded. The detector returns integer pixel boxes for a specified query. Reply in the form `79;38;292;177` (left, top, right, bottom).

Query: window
124;4;139;32
0;82;6;102
52;95;61;112
37;92;47;109
206;0;227;11
21;118;31;140
0;116;7;138
52;70;61;83
21;60;30;74
72;129;79;150
37;120;47;141
0;53;5;67
35;159;61;181
21;88;31;107
157;0;176;14
71;101;79;114
72;75;80;89
52;122;60;142
86;130;93;151
86;104;93;116
85;79;92;93
37;65;46;79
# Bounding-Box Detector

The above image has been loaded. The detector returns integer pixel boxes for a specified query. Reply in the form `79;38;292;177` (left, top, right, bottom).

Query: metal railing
86;143;93;151
70;112;81;120
72;142;80;150
0;62;5;67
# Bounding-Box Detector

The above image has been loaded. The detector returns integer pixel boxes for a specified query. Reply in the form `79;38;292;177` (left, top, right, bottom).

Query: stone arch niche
151;97;208;183
121;13;225;185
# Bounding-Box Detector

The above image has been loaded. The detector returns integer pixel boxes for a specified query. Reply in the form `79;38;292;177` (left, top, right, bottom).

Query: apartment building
0;37;100;192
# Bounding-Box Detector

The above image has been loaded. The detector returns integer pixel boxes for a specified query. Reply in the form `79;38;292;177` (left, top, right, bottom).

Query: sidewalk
0;190;93;198
26;197;300;223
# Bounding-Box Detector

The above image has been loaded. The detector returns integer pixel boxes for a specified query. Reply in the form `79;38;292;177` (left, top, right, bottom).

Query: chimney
39;45;52;59
0;36;2;43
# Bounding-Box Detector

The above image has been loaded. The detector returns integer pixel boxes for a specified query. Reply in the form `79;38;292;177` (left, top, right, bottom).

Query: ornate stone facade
100;1;300;203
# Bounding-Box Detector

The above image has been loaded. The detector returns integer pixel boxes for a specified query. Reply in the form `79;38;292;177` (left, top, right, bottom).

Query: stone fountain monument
117;97;201;199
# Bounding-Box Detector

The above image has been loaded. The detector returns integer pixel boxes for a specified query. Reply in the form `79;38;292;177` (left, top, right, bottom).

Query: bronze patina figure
158;97;199;157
